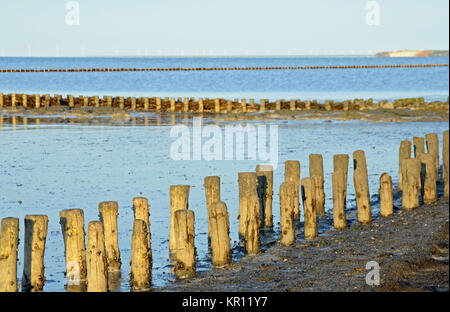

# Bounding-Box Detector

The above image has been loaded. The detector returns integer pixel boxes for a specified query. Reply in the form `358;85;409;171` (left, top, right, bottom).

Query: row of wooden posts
1;92;445;112
0;130;448;292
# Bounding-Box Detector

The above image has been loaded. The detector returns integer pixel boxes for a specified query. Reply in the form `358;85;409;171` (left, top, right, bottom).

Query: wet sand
160;196;449;292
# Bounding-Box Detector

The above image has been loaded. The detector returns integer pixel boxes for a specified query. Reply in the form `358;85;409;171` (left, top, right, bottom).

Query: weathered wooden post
279;182;296;246
425;133;439;180
107;96;112;107
198;98;204;113
34;94;40;109
256;164;274;227
133;197;151;251
130;220;152;291
0;93;3;108
379;173;393;217
309;154;325;217
174;210;196;278
214;99;220;113
83;96;89;107
60;209;87;285
245;195;261;255
238;172;258;239
285;160;301;220
169;185;190;254
11;93;16;108
226;100;232;113
0;218;19;292
413;137;425;158
119;96;124;109
399;140;412;190
241;99;247;112
401;158;421;209
305;100;312;110
444;130;449;197
130;97;136;110
87;221;108;292
290;99;296;111
249;99;255;109
43;94;50;107
155;97;161;111
98;202;121;271
353;168;372;223
94;96;99;108
22;94;27;108
184;98;189;113
260;99;266;112
333;154;349;185
301;177;318;239
68;95;74;108
353;150;368;176
204;176;221;239
170;98;176;112
209;201;231;267
419;153;437;204
22;215;48;292
275;100;281;110
332;170;347;229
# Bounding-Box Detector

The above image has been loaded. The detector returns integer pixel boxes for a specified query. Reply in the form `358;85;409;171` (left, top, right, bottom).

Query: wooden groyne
0;130;448;292
0;92;448;113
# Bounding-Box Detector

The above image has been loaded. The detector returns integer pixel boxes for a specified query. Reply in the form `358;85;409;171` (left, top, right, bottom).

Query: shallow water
0;56;448;101
0;114;448;291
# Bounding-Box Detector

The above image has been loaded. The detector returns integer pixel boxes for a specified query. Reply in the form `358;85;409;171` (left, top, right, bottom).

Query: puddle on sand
0;113;448;291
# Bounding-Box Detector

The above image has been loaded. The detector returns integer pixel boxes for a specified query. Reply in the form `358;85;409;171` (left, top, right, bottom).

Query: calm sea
0;56;448;101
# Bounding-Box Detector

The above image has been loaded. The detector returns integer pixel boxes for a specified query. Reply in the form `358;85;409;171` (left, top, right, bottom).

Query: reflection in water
108;271;122;292
66;282;87;292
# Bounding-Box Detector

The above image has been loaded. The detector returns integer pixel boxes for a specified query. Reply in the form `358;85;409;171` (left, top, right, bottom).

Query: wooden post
379;173;393;217
94;96;99;108
353;150;368;176
444;130;449;197
83;96;89;107
174;210;196;279
285;160;301;220
214;99;220;113
130;220;151;291
169;185;190;254
22;94;27;108
238;172;258;238
249;99;255;109
0;93;3;108
301;177;318;239
353;168;372;223
87;221;108;292
60;209;87;285
11;93;16;108
260;99;266;112
332;170;347;229
133;197;151;251
119;96;124;109
142;97;149;110
241;99;247;112
209;202;231;267
98;202;121;272
131;97;136;110
305;100;312;110
280;182;296;246
198;98;204;113
184;98;189;112
419;153;437;204
309;154;325;217
34;94;40;109
333;154;349;186
245;195;261;255
425;133;439;180
399;140;412;191
0;218;19;292
276;100;281;110
156;97;161;111
401;158;421;210
44;94;50;107
256;164;274;227
22;215;48;292
68;95;74;107
107;96;112;107
413;137;425;158
170;98;176;112
204;177;220;239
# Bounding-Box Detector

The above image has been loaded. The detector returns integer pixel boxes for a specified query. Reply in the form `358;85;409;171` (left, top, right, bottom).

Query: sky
0;0;448;57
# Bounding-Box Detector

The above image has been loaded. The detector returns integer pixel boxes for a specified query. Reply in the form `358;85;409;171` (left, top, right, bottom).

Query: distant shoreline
376;50;449;57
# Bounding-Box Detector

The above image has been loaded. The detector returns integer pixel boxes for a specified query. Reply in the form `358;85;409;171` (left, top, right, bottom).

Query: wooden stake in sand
444;130;449;197
309;154;325;217
174;210;196;278
260;99;266;112
332;170;347;229
209;201;231;267
238;172;258;238
214;99;220;113
204;176;221;239
244;195;261;255
399;140;412;191
11;93;16;108
170;98;176;112
425;133;439;180
169;185;190;254
256;164;274;228
87;221;108;292
0;218;19;292
413;137;425;158
60;209;87;285
241;99;247;112
35;94;40;109
418;153;437;204
98;202;121;272
401;158;421;210
198;98;204;113
22;94;27;108
301;177;318;239
353;168;372;223
22;215;48;292
133;197;152;252
280;182;296;246
285;160;301;220
379;173;393;217
130;220;152;291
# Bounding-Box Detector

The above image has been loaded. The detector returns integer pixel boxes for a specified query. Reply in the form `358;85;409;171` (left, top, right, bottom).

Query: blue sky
0;0;448;57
